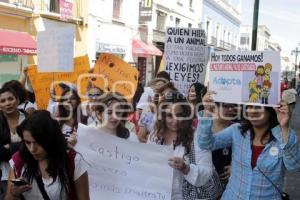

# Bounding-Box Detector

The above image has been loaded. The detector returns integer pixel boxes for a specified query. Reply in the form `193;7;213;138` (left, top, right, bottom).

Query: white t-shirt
9;154;88;200
18;101;36;111
136;87;154;110
61;124;74;138
148;133;213;200
138;111;156;134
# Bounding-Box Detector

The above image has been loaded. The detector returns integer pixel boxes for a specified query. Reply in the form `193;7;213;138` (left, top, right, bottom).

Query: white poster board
209;51;281;106
75;124;173;200
37;27;74;72
164;27;208;95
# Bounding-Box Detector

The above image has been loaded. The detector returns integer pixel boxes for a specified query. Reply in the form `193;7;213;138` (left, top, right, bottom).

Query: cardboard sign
37;27;75;72
27;55;90;109
91;53;139;100
209;51;281;106
75;124;173;200
164;27;208;95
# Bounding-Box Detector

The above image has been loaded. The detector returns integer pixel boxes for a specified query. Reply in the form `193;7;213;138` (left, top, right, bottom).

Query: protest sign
75;124;173;200
37;27;74;72
91;53;139;100
27;55;90;109
209;51;281;106
164;27;208;94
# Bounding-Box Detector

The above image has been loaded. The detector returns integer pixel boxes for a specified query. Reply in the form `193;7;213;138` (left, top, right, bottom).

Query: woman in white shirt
5;110;89;200
57;87;87;147
149;90;218;200
93;92;138;142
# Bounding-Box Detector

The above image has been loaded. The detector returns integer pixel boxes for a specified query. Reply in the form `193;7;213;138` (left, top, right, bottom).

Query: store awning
132;39;162;56
0;29;37;55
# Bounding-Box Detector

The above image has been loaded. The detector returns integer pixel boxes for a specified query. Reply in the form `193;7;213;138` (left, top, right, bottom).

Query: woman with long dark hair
93;93;138;141
150;91;222;200
5;110;89;200
198;91;300;199
0;88;25;199
2;80;35;115
57;86;87;147
187;82;207;112
187;82;207;128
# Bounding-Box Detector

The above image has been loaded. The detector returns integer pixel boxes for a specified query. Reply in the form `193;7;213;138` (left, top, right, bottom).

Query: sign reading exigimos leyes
209;51;281;106
164;27;208;95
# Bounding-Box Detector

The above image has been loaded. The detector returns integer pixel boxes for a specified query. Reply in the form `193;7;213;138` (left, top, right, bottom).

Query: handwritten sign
37;27;74;72
164;27;208;94
91;53;139;100
75;124;173;200
209;51;281;106
27;55;90;109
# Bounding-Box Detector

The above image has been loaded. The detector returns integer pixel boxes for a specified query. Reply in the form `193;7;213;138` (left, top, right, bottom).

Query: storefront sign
139;0;153;23
96;42;126;54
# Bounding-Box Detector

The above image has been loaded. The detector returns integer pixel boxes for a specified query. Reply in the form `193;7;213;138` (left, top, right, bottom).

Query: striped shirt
197;117;300;200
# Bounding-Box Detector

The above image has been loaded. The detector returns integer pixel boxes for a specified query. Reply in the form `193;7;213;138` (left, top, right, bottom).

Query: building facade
240;25;273;51
0;0;88;85
88;0;163;86
202;0;241;51
140;0;203;85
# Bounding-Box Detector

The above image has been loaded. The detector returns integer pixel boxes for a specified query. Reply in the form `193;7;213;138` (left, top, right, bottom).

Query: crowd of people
0;69;299;200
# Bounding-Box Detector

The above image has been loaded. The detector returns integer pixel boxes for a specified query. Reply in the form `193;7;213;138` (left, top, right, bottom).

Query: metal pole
292;47;300;79
251;0;260;50
295;47;298;76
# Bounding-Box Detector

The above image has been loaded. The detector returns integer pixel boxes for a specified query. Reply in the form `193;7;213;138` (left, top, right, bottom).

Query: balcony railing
231;44;236;50
0;0;34;9
0;0;86;19
219;40;231;50
209;36;217;46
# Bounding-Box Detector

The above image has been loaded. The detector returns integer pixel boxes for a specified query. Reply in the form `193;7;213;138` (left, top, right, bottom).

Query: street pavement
284;96;300;199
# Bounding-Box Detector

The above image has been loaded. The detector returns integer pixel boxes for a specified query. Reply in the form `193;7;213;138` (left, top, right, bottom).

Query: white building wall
87;0;140;66
202;0;241;51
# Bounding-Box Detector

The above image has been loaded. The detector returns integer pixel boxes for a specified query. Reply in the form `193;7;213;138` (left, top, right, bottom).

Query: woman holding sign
198;91;300;200
5;110;89;200
150;90;223;200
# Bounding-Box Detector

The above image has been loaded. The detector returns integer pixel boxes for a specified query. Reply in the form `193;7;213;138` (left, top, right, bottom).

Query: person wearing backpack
0;88;26;199
5;110;89;200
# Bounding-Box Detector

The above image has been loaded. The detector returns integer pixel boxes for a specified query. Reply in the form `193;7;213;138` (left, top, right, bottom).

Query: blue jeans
297;84;300;96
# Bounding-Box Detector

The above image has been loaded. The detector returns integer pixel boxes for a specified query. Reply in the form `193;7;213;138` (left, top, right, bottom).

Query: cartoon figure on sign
255;65;265;98
263;63;272;86
248;79;260;102
261;81;271;104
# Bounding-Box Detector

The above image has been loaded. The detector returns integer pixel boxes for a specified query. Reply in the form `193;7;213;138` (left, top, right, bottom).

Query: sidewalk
284;96;300;199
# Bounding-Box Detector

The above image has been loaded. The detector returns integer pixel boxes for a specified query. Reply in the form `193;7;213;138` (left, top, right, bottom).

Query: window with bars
156;11;166;31
175;18;180;27
50;0;60;13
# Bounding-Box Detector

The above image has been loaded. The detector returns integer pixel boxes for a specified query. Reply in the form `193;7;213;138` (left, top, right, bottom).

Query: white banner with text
75;124;173;200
